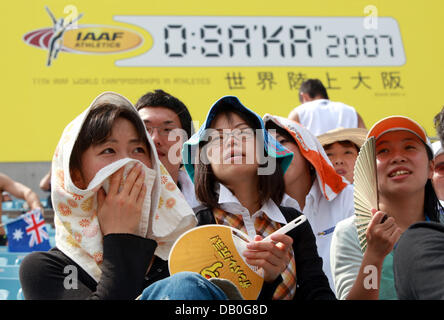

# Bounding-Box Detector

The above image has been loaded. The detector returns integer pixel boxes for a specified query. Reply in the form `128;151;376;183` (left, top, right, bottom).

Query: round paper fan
353;136;379;253
168;225;264;300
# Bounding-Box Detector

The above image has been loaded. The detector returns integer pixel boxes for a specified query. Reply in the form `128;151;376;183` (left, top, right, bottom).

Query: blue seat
0;266;20;278
1;215;12;224
46;224;56;237
13;199;26;210
1;201;14;210
0;277;22;300
40;198;48;208
0;252;29;265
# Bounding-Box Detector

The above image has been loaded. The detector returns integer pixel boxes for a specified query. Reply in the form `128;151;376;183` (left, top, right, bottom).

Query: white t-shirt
294;99;358;136
281;183;355;291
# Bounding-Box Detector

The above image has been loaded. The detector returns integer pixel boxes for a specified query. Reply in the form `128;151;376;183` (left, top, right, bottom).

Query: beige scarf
50;91;197;282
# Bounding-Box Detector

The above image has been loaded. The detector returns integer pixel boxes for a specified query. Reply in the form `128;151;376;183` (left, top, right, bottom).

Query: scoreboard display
1;0;443;161
114;16;404;67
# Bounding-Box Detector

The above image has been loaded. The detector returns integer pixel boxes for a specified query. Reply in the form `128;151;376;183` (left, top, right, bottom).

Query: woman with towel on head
19;92;233;300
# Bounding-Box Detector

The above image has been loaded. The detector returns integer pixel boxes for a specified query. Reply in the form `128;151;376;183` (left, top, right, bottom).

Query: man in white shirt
288;79;366;136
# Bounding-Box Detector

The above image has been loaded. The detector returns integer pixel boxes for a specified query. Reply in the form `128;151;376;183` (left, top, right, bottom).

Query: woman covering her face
330;116;443;300
262;115;355;291
182;96;336;300
19;92;204;300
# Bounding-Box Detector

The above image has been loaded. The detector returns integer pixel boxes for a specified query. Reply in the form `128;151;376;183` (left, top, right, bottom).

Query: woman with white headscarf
18;92;224;300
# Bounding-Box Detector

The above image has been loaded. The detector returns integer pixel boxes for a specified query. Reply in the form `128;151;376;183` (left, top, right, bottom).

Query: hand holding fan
168;216;306;299
353;136;379;253
168;225;264;300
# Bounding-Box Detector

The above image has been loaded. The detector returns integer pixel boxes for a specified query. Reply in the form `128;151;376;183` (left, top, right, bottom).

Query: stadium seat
40;198;48;208
0;277;22;300
0;252;29;265
1;201;14;210
0;266;20;278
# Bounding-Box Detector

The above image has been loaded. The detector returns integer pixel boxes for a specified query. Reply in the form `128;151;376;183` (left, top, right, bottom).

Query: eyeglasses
146;126;180;137
207;128;255;146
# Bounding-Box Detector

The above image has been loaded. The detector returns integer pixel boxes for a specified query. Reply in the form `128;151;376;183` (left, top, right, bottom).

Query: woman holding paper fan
330;115;443;300
18;92;232;300
182;96;335;300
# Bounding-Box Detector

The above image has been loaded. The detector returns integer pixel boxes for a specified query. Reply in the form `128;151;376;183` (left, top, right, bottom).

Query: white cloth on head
51;91;197;282
292;99;358;136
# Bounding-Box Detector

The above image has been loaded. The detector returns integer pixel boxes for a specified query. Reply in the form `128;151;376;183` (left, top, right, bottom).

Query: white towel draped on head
51;91;197;282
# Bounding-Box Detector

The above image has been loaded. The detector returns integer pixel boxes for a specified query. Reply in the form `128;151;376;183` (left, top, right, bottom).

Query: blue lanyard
317;226;335;236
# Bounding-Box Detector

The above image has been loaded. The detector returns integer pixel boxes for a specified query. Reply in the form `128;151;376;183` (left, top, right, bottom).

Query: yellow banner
2;0;443;161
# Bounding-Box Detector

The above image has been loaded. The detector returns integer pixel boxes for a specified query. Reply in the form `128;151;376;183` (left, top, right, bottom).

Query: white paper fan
353;136;379;253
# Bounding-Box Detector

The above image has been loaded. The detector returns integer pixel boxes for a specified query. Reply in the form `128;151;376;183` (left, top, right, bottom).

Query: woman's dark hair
70;103;150;173
193;106;286;209
135;89;194;140
424;148;441;222
298;79;329;102
433;106;444;146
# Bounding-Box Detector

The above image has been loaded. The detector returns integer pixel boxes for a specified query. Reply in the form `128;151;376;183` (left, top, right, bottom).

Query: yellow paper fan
168;225;264;300
353;136;379;253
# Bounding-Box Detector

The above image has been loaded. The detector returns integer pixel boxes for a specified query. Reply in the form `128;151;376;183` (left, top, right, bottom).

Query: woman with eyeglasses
182;96;335;300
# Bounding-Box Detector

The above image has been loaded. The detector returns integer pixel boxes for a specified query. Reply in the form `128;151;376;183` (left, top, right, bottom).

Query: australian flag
5;209;51;252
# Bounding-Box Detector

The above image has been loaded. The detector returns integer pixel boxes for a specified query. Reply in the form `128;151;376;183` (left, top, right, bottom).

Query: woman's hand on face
243;234;293;283
365;209;402;260
97;163;147;236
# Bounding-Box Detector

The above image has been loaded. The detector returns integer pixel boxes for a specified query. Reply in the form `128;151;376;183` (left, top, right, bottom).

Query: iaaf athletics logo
23;6;144;66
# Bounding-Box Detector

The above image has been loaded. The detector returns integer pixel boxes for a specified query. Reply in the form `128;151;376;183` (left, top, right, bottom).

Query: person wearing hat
262;115;354;292
19;92;235;300
182;96;335;300
135;89;202;212
317;127;368;184
331;115;443;300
